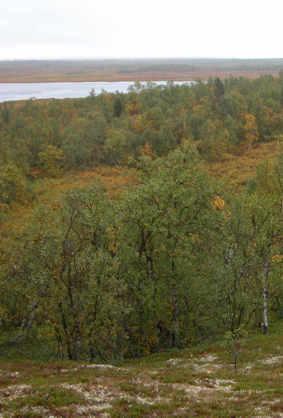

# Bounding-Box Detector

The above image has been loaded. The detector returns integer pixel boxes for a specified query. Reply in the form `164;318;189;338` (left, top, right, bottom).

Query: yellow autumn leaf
212;196;225;210
272;255;283;263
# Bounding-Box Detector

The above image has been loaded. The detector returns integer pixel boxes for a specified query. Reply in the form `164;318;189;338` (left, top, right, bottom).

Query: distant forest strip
1;58;283;82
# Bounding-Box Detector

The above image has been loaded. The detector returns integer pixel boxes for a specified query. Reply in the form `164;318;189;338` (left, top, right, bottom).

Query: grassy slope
1;140;281;239
207;140;282;189
0;325;282;417
0;166;137;240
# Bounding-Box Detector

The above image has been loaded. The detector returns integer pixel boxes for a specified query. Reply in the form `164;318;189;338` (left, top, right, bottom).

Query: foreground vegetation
1;143;282;361
0;76;282;414
0;326;282;416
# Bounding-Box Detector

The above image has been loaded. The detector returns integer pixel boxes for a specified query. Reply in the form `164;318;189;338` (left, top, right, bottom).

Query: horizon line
1;57;283;62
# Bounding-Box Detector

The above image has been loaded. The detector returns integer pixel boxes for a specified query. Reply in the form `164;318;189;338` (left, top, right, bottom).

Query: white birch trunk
262;260;269;334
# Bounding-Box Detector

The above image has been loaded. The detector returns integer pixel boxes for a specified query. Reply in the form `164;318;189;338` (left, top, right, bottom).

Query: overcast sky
0;0;282;60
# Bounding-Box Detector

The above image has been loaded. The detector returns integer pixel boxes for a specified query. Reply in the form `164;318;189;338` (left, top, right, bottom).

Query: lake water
0;81;193;103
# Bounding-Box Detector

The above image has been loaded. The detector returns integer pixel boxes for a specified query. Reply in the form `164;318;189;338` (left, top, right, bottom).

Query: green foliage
0;163;27;205
224;327;248;370
1;145;281;361
1;76;283;193
38;145;65;177
113;96;123;117
0;80;282;363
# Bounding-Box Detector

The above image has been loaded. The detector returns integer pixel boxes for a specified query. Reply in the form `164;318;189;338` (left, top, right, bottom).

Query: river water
0;81;193;103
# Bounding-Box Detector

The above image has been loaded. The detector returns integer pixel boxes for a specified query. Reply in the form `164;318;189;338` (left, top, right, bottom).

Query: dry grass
1;140;281;242
207;140;282;189
0;166;137;242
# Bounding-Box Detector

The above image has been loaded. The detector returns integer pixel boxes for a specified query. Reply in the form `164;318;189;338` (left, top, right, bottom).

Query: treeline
1;75;283;207
1;146;282;360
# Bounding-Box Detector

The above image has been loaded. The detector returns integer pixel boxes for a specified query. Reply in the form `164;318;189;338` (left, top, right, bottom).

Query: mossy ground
0;324;282;417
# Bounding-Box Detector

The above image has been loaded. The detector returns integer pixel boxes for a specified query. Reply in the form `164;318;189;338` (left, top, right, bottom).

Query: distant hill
1;58;283;82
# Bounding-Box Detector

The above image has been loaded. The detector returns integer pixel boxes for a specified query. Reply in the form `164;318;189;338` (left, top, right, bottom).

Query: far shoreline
0;70;280;84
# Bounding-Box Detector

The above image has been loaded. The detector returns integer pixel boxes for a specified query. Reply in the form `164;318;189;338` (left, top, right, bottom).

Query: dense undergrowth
0;78;282;365
1;75;283;207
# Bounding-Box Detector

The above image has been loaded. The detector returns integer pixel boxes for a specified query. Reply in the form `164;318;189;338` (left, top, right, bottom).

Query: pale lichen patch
260;355;283;365
0;384;32;402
